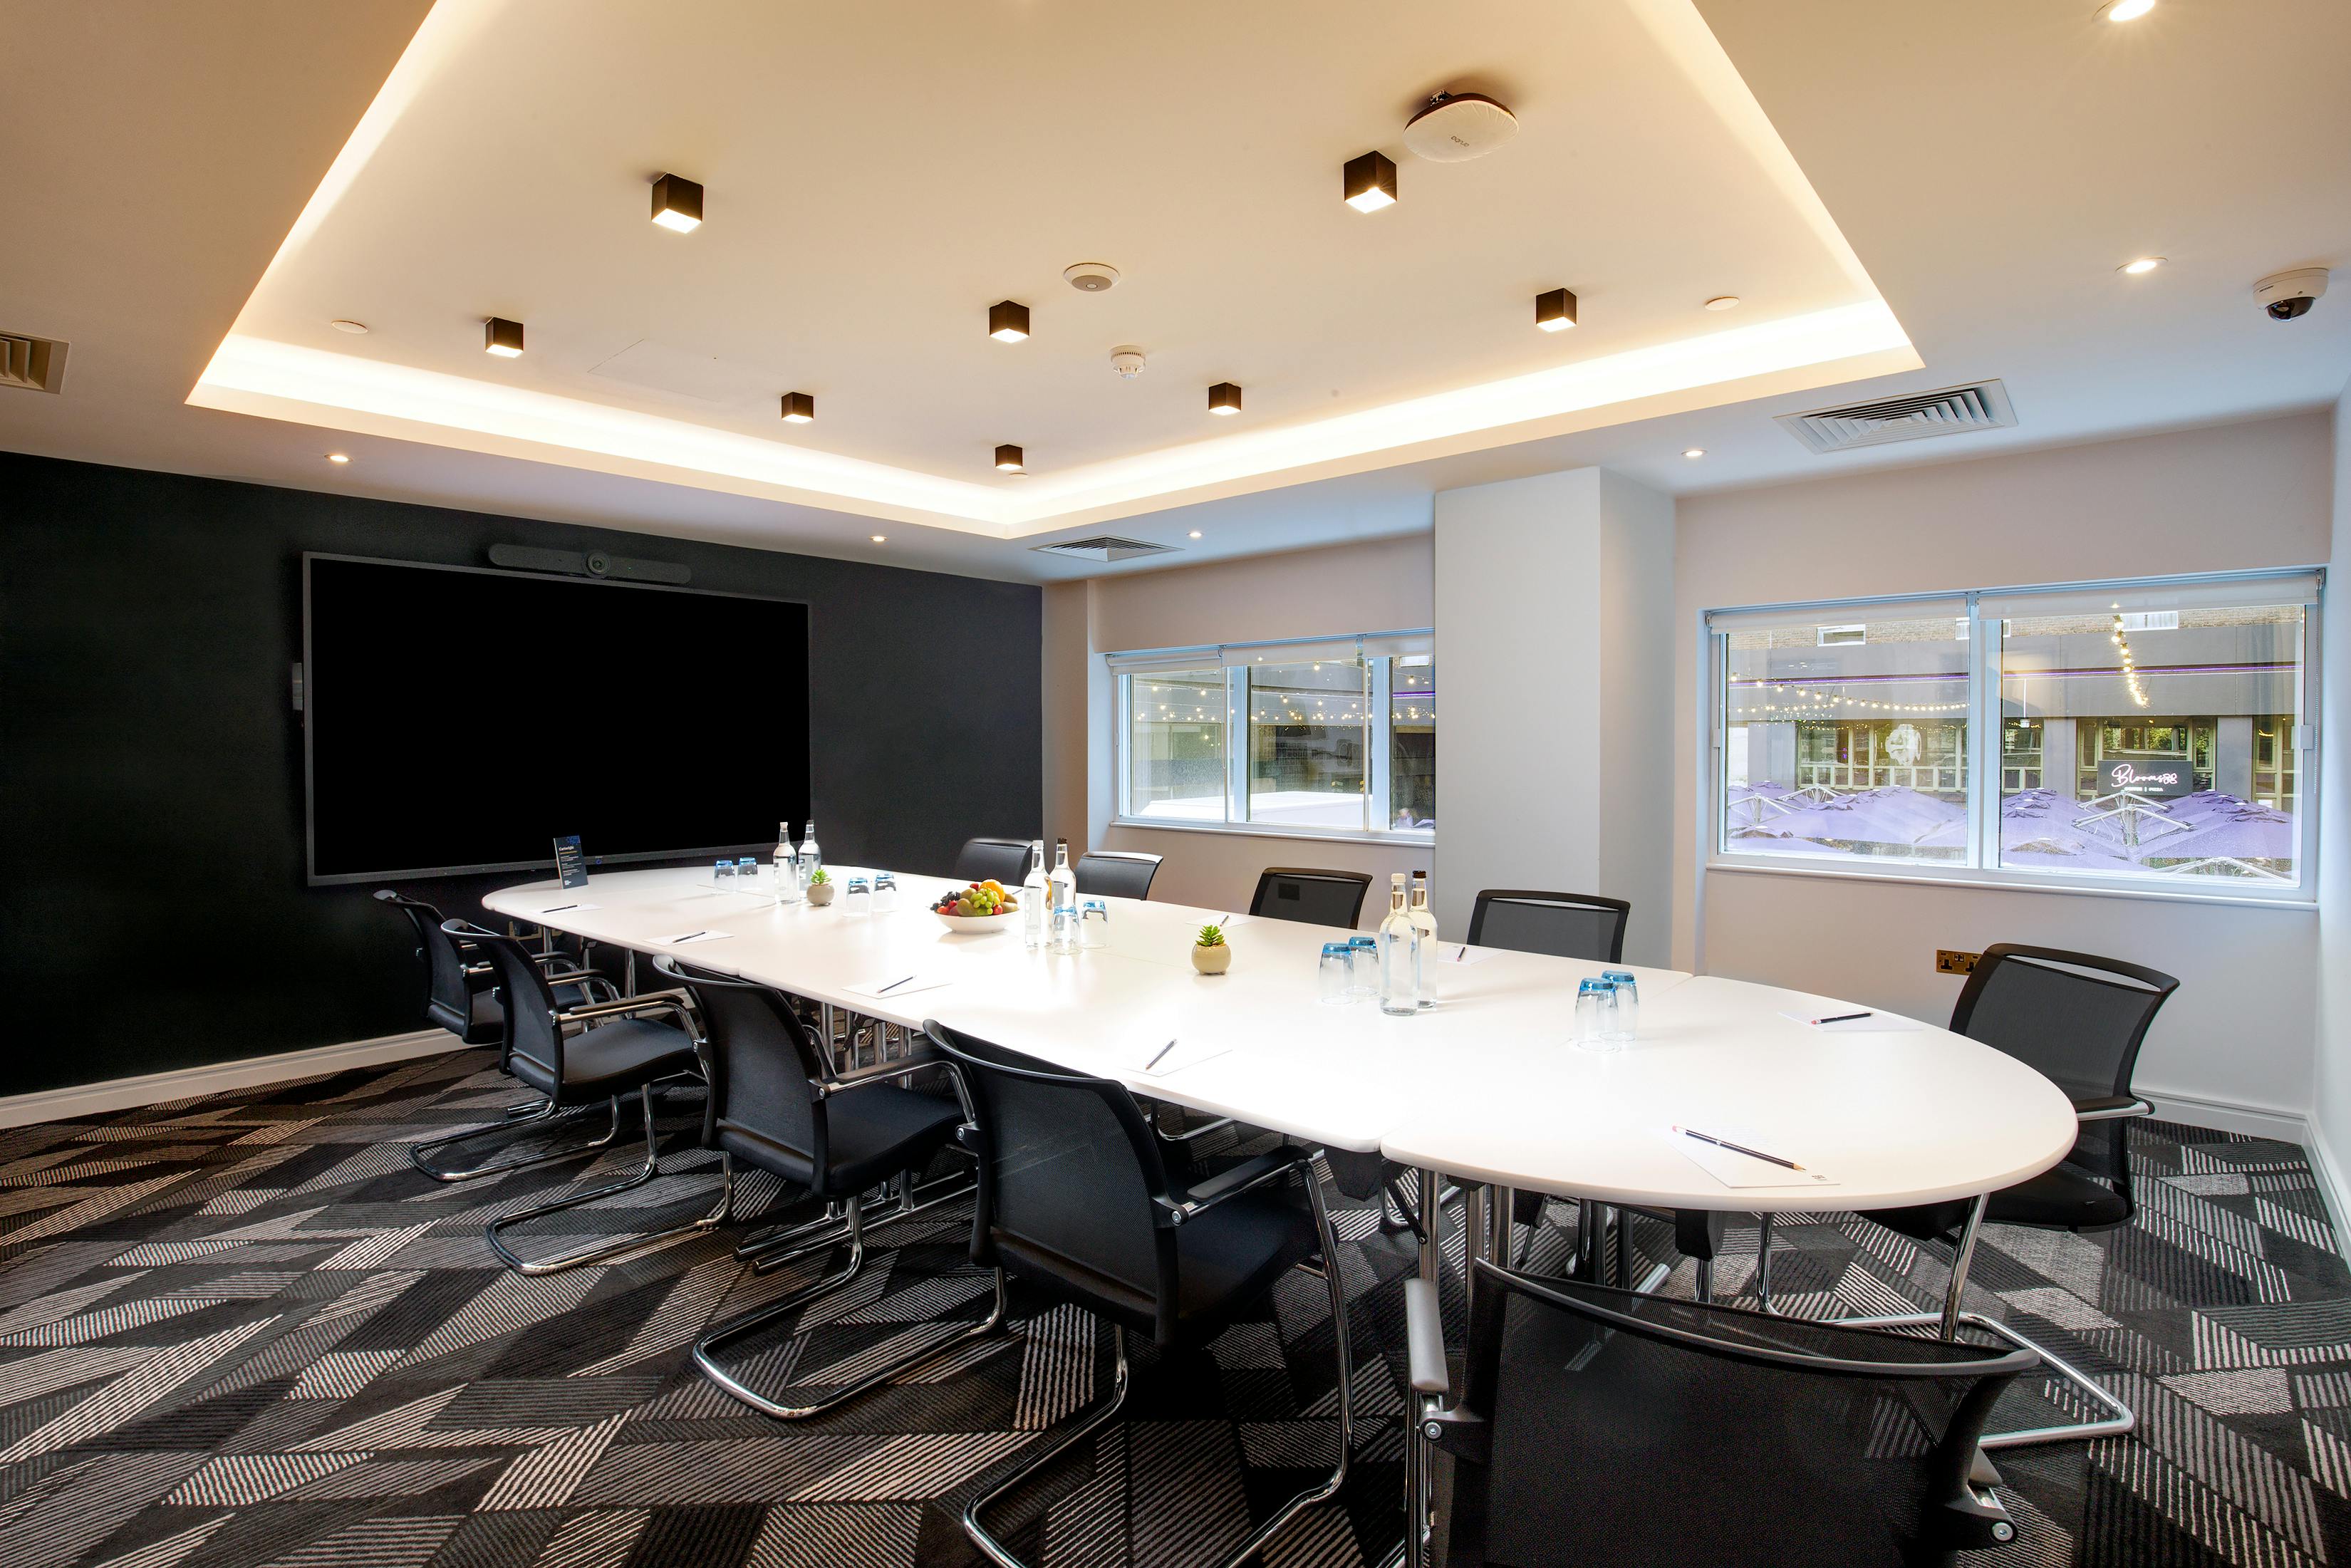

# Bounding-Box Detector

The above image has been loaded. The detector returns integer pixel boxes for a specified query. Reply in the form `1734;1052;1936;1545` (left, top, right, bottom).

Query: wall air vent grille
0;333;68;394
1031;536;1179;563
1776;379;2015;454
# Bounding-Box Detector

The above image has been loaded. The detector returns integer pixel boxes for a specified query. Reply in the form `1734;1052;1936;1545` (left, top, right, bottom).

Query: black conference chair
1407;1260;2030;1567
1073;848;1162;900
1465;889;1630;964
375;888;610;1047
1248;866;1373;928
954;836;1036;885
655;957;992;1421
425;921;719;1274
1832;943;2179;1448
927;1022;1353;1568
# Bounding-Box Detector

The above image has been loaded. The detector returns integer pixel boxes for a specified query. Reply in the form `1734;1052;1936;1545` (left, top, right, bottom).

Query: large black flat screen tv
303;554;809;884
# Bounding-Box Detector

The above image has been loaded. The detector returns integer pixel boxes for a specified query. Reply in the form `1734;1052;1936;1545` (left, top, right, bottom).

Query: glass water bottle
772;821;802;904
1379;873;1422;1017
795;820;821;888
1048;838;1079;952
1022;840;1049;950
1407;871;1438;1009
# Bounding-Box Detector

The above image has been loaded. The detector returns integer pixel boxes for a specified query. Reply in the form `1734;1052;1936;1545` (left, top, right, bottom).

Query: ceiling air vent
0;333;68;394
1776;379;2015;455
1031;536;1179;563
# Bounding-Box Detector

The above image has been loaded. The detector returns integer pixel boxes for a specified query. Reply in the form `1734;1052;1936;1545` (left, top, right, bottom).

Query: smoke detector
1109;346;1147;379
1403;91;1518;162
1064;262;1120;293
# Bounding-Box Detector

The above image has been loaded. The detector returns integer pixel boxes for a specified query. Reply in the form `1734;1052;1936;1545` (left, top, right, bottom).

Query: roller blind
1979;571;2322;620
1706;597;1971;635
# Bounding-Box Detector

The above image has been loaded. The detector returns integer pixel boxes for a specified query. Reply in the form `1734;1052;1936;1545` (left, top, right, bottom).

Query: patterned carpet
0;1047;2347;1567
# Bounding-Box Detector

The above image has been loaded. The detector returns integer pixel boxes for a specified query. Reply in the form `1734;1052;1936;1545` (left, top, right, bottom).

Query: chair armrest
1928;1448;2018;1549
2075;1095;2154;1122
1403;1277;1450;1396
1152;1109;1238;1145
1163;1148;1307;1222
557;988;695;1028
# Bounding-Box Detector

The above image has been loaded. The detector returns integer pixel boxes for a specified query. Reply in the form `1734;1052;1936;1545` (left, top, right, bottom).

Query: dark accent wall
0;453;1043;1099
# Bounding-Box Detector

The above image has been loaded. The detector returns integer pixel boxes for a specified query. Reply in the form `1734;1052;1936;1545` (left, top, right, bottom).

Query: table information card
553;835;588;889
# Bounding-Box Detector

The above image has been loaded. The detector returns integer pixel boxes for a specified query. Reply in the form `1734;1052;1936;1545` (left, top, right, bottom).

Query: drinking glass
843;876;872;916
1319;942;1357;1004
713;858;735;890
736;857;760;890
1346;935;1379;997
1602;970;1639;1043
873;873;899;914
1573;977;1620;1049
1079;899;1109;950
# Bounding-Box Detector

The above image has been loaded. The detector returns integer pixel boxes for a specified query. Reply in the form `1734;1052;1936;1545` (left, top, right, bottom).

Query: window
1710;571;2320;895
1113;632;1434;841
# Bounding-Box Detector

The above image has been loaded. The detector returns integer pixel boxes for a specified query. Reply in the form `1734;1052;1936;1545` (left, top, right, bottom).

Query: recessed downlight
1535;288;1578;333
1683;447;1706;459
871;534;886;544
987;301;1030;342
326;452;351;464
1703;296;1740;312
1208;382;1243;415
2102;0;2154;20
2119;256;2164;275
328;319;370;335
483;317;525;358
995;444;1025;473
779;392;815;423
650;172;703;232
1342;151;1397;212
1188;530;1203;539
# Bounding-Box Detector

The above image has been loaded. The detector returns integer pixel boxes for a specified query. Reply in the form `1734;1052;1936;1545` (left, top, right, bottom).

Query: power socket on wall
1936;949;1981;975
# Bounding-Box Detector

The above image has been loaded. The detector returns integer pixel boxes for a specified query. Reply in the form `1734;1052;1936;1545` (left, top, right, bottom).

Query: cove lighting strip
192;300;1912;534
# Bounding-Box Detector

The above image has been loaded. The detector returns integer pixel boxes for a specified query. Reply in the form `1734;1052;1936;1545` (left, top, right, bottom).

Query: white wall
1041;535;1435;923
2314;385;2351;1196
1675;412;2335;1125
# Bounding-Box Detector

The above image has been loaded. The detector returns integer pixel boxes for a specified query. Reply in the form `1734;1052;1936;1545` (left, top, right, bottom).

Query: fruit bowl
933;881;1018;934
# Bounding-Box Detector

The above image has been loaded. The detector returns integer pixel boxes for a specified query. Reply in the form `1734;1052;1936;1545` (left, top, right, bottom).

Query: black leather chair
927;1022;1353;1568
954;836;1036;885
1465;889;1630;964
1248;866;1373;928
656;957;990;1421
1073;848;1162;900
429;921;720;1274
1406;1260;2030;1567
1832;943;2179;1448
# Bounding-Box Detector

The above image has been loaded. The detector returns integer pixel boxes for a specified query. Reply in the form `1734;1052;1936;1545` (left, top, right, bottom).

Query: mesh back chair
1835;943;2179;1448
1249;866;1374;928
376;890;611;1047
926;1022;1354;1568
1465;890;1630;964
1073;849;1162;900
655;957;991;1420
955;836;1037;885
1409;1261;2031;1568
419;922;720;1274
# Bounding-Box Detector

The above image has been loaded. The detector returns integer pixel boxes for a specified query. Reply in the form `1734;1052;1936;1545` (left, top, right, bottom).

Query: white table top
484;866;2077;1206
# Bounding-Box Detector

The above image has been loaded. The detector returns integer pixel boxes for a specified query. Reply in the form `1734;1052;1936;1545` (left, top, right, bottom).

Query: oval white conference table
484;865;2075;1215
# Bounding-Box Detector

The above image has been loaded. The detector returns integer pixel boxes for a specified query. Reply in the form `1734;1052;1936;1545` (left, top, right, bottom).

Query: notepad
1776;1010;1927;1034
654;930;733;946
531;902;601;916
1665;1127;1837;1188
1136;1038;1232;1079
1433;943;1495;965
845;975;952;1001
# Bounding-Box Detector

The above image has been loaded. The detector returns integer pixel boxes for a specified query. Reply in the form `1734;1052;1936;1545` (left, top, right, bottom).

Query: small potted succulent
804;867;835;906
1191;922;1230;975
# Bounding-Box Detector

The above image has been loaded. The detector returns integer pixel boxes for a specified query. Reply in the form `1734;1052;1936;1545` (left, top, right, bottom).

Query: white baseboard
2137;1084;2312;1143
0;1029;459;1130
2303;1123;2351;1255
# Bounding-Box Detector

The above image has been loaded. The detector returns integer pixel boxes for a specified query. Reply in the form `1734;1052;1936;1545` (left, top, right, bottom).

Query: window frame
1110;630;1436;846
1704;569;2324;906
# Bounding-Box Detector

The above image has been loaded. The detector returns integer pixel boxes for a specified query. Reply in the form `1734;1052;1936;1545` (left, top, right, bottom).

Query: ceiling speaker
1403;92;1518;162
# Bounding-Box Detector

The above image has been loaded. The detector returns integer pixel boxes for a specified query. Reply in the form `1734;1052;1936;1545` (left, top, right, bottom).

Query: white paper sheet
1136;1037;1233;1078
1666;1127;1837;1188
1776;1010;1927;1034
844;975;953;1001
1433;943;1496;966
655;929;734;946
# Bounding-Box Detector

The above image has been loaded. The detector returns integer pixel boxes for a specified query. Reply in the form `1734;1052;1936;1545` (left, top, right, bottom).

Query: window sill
1705;856;2315;911
1112;817;1436;851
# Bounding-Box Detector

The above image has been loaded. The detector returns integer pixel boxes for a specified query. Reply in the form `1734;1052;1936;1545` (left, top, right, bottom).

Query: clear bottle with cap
1048;839;1079;952
772;821;802;904
1407;871;1438;1008
1378;872;1422;1017
794;819;821;891
1021;840;1049;950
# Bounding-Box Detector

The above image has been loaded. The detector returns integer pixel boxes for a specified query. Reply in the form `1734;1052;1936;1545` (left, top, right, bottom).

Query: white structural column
1432;467;1676;960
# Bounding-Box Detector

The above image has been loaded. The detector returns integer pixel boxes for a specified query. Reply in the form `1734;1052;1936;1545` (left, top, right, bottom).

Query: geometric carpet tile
1;1049;2349;1566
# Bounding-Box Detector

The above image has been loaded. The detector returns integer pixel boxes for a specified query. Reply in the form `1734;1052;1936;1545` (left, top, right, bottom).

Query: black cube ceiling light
779;392;815;423
1208;382;1243;415
483;317;525;358
987;300;1031;342
995;444;1025;472
650;172;703;232
1535;287;1579;332
1342;150;1398;212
